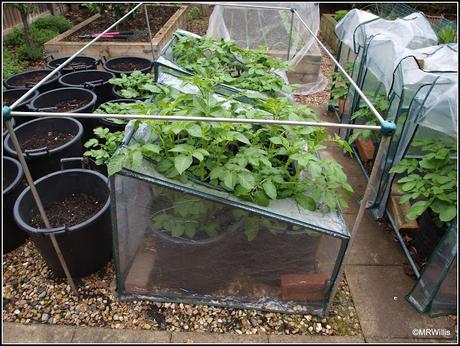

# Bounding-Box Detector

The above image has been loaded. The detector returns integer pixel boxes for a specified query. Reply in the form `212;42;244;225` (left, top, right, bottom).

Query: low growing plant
107;76;354;213
109;71;165;99
335;10;349;22
31;15;71;34
437;24;457;44
84;127;124;165
389;137;457;227
171;34;293;96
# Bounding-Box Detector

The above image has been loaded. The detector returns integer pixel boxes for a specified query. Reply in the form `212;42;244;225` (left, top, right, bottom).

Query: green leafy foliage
348;93;389;144
171;34;293;96
109;71;165;99
389;137;457;226
335;10;349;22
2;49;26;79
82;3;136;19
83;127;124;165
187;7;201;20
31;15;71;33
437;25;457;44
106;76;353;215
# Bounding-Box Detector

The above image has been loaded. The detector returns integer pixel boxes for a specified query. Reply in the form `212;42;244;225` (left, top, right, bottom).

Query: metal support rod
293;10;386;125
325;135;391;314
143;3;156;62
10;111;382;131
8;2;144;111
4;120;79;297
195;2;292;11
286;9;294;61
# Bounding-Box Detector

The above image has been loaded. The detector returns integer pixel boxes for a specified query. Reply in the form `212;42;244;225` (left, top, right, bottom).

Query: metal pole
4;119;79;297
325;135;391;315
8;2;144;111
143;3;156;62
10;111;382;131
195;2;292;11
286;9;294;61
293;10;386;125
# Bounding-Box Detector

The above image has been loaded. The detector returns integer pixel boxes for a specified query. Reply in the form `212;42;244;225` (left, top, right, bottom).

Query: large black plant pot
47;55;100;75
3;69;61;93
14;169;112;278
58;70;116;107
3;88;40;125
28;87;97;142
103;56;153;77
3;156;28;252
3;117;84;180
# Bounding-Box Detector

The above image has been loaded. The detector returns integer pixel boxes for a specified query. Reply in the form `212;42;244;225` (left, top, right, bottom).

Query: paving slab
268;335;365;343
171;331;269;343
366;337;457;343
71;327;171;343
343;213;406;266
345;266;456;339
2;322;75;343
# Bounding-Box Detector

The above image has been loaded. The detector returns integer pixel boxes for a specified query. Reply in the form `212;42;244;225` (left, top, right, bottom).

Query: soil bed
19;131;74;151
9;71;50;87
108;61;150;71
52;99;89;112
66;6;180;42
29;193;103;228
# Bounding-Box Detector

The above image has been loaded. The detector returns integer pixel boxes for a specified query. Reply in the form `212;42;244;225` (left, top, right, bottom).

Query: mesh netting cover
207;2;327;95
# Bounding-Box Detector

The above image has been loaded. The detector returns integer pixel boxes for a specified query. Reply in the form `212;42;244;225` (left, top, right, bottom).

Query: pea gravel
3;241;362;336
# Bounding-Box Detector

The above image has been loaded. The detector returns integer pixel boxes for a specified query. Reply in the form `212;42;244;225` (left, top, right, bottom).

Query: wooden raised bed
44;5;189;59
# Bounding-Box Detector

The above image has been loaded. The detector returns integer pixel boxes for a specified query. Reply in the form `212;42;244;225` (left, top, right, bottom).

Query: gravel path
3;240;361;336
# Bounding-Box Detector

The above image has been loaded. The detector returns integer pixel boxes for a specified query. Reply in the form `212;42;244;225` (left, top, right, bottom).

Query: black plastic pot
96;98;137;132
29;87;97;142
3;88;40;125
3;156;28;252
103;56;153;77
111;86;149;101
3;69;61;93
13;168;112;278
58;70;116;107
414;210;447;261
3;117;84;180
47;55;100;75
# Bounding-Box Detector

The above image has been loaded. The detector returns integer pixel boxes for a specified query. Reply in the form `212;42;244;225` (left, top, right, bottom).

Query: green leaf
107;152;126;176
174;155;193;175
142;143;161;155
406;200;429;221
186;124;203;138
234;132;250;145
238;173;256;190
438;205;456;222
254;190;270;206
262;180;277;199
295;194;316;211
244;218;260;241
84;138;99;148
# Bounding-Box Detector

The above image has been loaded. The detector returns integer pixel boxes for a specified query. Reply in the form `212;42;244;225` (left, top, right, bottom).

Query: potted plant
3;117;84;179
13;166;113;278
389;136;457;263
329;68;350;116
3;156;28;252
109;70;162;100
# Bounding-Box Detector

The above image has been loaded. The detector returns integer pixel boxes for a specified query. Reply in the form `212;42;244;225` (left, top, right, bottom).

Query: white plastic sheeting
207;2;326;95
335;9;379;50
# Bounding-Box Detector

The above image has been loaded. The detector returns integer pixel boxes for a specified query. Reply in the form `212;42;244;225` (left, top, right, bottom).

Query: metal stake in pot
3;106;79;298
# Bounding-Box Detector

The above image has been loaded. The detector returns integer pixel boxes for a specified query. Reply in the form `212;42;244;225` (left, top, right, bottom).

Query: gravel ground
3;241;361;336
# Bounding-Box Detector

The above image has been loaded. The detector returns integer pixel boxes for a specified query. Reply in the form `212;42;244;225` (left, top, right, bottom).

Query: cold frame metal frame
2;1;396;315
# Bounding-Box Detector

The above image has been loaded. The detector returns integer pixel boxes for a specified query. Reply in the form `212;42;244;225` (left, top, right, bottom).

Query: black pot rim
3;88;40;108
3;156;24;195
3;117;84;158
111;85;148;100
4;69;60;89
103;56;153;74
29;87;97;113
13;168;110;235
58;70;116;88
47;55;99;71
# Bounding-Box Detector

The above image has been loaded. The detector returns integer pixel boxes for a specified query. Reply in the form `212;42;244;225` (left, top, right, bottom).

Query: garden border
3;1;396;316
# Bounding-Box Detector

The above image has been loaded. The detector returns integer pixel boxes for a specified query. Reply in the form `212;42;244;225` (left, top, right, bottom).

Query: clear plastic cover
112;158;349;315
335;9;379;50
406;221;457;316
206;2;326;95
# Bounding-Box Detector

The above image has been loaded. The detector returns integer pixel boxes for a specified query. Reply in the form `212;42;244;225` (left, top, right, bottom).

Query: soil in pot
66;6;180;42
53;98;89;112
30;192;104;228
109;60;149;72
9;71;50;87
18;130;74;151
